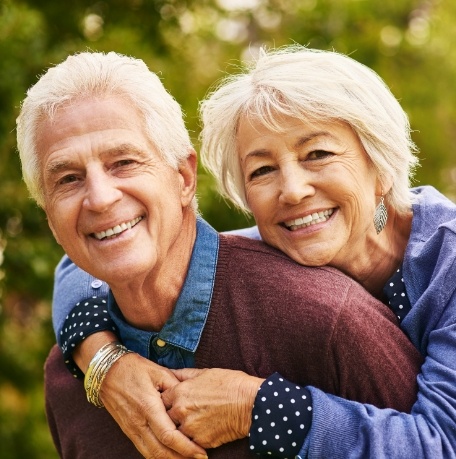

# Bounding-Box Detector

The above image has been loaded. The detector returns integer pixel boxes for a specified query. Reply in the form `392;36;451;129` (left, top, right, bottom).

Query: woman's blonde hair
200;45;419;214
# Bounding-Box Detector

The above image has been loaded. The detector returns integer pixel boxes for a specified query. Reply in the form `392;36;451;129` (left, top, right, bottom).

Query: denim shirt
108;217;219;369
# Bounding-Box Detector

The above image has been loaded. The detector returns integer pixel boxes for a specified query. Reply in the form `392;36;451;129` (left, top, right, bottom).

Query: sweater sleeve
298;287;456;459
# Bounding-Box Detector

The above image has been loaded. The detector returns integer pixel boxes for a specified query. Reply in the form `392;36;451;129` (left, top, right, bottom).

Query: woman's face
237;115;380;272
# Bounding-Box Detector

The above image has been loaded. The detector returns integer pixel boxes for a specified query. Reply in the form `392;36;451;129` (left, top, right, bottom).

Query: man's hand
162;368;264;449
100;353;208;459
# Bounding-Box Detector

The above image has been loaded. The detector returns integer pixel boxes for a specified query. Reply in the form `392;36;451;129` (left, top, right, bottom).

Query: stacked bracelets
84;341;133;407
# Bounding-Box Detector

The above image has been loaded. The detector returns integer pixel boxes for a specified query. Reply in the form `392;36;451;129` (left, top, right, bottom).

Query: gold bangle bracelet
84;341;133;408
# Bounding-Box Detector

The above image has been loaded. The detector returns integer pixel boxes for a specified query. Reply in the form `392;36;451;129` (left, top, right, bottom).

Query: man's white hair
17;51;196;210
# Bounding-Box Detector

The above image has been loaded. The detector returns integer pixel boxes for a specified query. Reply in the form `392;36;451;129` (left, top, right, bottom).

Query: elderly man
17;52;422;459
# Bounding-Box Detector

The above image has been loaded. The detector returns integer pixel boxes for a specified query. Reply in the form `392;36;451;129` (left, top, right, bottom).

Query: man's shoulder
217;233;362;291
212;234;394;335
219;232;286;257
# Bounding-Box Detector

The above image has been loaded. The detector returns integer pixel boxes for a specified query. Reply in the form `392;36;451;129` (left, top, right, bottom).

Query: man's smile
92;216;143;240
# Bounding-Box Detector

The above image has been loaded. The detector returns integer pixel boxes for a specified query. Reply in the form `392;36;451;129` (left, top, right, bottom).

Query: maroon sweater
45;235;423;458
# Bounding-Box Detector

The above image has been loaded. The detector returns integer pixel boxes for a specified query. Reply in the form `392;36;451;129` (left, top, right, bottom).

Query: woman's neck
344;210;413;299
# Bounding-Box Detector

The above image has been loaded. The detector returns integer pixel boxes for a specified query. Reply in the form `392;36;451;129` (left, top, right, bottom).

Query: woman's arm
51;256;208;459
159;279;424;457
53;255;110;341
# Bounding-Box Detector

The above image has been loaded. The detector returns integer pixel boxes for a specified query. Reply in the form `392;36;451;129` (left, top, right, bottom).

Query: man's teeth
94;217;142;240
285;209;334;230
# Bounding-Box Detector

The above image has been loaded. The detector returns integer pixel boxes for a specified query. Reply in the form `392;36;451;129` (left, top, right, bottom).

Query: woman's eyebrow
243;131;335;161
293;131;333;149
243;149;271;161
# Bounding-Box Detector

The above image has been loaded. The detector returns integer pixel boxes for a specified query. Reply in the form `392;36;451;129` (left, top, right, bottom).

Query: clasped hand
162;368;264;449
100;354;263;458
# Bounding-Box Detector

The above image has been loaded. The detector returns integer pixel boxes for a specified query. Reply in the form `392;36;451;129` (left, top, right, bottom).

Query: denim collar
108;217;219;357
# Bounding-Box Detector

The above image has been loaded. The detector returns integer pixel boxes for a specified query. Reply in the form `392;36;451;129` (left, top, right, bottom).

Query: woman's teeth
284;209;334;230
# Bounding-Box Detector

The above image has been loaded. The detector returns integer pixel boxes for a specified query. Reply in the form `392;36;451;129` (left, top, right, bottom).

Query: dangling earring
373;192;388;234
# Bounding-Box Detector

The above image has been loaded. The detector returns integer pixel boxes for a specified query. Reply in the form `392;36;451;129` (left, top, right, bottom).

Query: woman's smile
238;116;379;271
282;208;335;230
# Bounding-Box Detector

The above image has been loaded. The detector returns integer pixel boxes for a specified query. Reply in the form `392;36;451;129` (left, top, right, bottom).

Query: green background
0;0;455;457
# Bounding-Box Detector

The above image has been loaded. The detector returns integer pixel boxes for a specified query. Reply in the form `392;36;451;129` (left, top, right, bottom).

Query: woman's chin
286;248;333;268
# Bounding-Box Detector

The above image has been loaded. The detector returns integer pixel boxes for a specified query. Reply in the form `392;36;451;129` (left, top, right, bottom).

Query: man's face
37;97;196;287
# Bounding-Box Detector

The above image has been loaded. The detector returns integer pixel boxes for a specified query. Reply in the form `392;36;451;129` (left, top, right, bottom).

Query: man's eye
250;165;274;179
58;175;78;185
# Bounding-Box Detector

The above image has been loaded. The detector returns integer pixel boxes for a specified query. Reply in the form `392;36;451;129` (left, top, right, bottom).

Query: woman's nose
279;164;314;205
83;170;122;212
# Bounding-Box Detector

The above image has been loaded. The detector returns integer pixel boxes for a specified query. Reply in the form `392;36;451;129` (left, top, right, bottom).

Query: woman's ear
376;173;393;196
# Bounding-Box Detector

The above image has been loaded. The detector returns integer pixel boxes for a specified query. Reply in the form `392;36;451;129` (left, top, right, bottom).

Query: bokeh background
0;0;455;457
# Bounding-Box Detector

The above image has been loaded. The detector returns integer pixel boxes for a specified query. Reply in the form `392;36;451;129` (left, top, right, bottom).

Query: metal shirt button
156;339;166;347
91;279;103;289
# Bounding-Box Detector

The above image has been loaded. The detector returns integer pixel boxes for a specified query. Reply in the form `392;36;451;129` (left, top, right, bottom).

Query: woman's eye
250;165;275;179
307;150;333;160
114;159;135;167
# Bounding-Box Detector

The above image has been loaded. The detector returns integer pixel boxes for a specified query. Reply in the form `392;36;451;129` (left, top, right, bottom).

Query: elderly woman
199;46;456;456
50;47;455;458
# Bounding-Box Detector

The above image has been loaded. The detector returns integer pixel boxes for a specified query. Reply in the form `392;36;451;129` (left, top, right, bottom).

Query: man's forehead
37;97;152;151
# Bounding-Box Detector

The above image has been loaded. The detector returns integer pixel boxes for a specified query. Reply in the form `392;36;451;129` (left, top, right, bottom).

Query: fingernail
195;455;208;459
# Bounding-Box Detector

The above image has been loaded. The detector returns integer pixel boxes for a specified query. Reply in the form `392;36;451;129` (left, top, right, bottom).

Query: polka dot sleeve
249;372;312;458
383;265;412;323
58;296;119;378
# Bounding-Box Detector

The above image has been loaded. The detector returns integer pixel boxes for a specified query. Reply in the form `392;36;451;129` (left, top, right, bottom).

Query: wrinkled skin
162;368;264;449
100;352;208;459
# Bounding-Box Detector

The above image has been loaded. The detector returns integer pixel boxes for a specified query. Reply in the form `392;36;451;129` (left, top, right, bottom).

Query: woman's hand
162;368;264;449
74;333;207;459
100;352;208;459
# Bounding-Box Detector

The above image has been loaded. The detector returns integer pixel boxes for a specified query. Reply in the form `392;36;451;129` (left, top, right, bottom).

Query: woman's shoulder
411;186;456;224
222;225;261;240
410;186;456;243
405;186;456;304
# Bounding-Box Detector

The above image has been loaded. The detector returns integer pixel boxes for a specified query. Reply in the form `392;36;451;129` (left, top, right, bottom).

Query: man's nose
83;170;122;212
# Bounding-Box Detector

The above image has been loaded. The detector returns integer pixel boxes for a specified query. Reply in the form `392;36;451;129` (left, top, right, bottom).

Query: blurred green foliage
0;0;455;457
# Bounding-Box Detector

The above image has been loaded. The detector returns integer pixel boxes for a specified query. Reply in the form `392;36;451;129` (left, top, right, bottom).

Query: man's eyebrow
100;143;149;159
45;159;75;177
45;143;148;177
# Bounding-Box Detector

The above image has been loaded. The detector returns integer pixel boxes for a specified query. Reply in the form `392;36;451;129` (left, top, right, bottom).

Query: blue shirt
300;186;456;458
108;217;218;368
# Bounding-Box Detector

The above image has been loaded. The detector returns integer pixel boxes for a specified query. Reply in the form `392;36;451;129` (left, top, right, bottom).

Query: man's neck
111;212;198;332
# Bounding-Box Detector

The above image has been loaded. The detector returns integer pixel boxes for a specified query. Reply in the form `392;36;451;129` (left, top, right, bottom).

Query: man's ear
178;148;198;208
